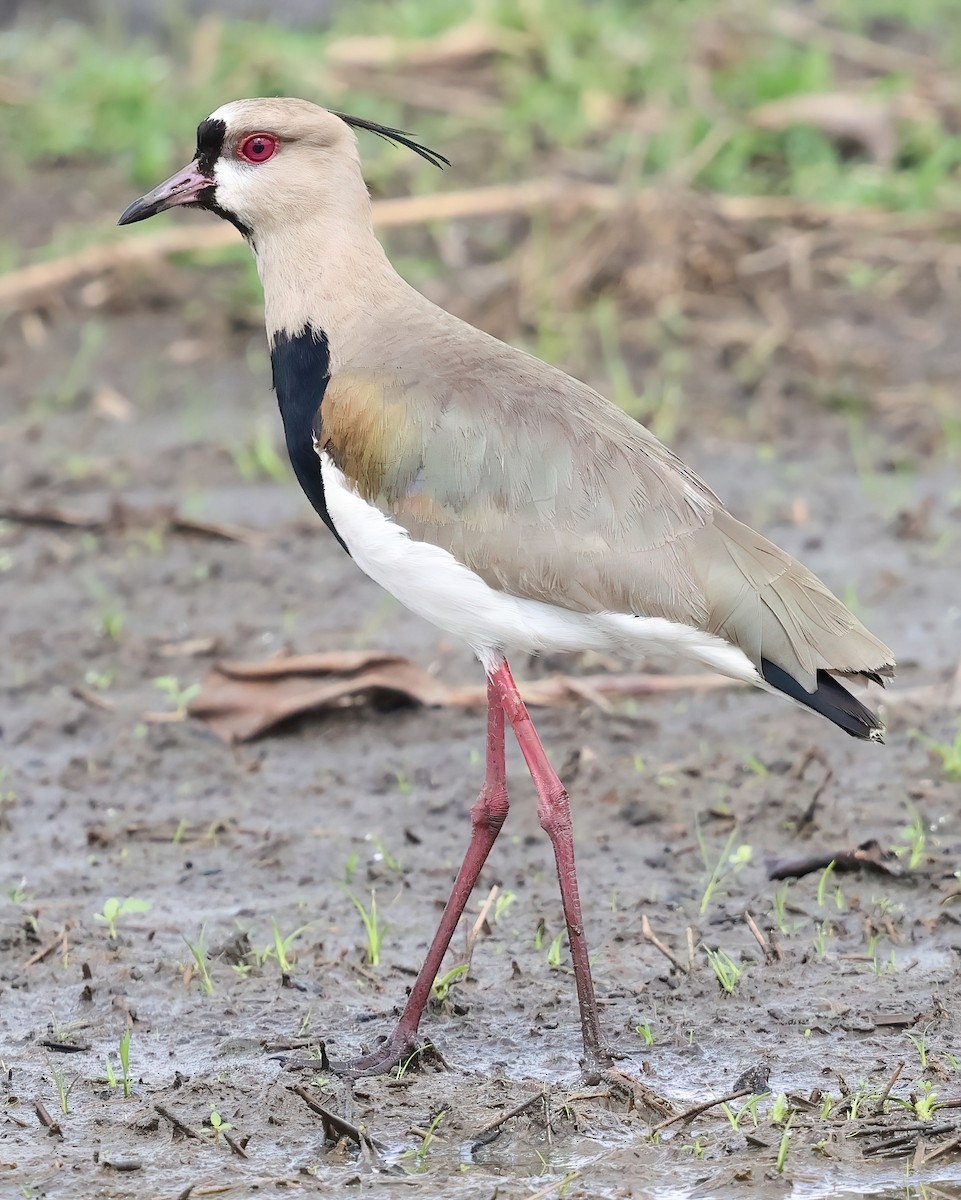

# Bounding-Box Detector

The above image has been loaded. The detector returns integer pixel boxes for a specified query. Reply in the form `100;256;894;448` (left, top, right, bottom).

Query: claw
280;1034;443;1079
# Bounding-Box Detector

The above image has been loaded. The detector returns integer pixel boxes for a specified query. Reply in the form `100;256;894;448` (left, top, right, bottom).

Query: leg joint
472;785;509;836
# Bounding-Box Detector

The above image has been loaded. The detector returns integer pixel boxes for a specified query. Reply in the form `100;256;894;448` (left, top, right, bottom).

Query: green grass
346;889;387;966
912;725;961;781
4;0;961;212
5;0;961;476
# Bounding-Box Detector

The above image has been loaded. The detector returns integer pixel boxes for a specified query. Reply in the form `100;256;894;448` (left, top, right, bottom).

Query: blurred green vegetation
3;0;961;463
2;0;961;209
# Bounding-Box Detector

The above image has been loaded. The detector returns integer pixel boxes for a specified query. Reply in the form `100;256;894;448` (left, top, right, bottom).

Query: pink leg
327;680;509;1077
489;660;612;1071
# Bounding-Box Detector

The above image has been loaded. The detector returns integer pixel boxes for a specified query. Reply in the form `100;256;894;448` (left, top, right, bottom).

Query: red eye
238;133;278;163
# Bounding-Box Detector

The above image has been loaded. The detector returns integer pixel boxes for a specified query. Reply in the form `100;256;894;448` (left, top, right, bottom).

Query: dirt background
3;6;961;1200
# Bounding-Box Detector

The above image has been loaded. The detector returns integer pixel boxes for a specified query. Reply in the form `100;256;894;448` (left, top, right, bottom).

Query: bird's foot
601;1062;676;1122
580;1041;617;1086
281;1031;444;1080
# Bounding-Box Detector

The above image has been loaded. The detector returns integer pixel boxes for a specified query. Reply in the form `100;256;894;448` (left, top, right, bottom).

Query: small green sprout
369;834;401;871
183;929;215;996
907;1026;930;1070
697;821;752;914
118;1027;133;1097
270;918;309;976
346;890;386;966
912;725;961;782
153;675;201;716
493;890;516;924
209;1105;233;1137
400;1108;446;1172
84;668;115;691
775;1121;792;1173
432;963;468;1003
546;931;566;968
816;861;836;908
231;418;289;482
703;945;744;993
914;1081;939;1122
51;1068;74;1115
94;896;151;939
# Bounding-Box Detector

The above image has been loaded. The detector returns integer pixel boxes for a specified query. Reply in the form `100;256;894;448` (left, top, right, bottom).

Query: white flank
320;457;761;684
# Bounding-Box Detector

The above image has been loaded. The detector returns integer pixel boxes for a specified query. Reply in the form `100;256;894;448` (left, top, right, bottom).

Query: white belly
320;455;760;683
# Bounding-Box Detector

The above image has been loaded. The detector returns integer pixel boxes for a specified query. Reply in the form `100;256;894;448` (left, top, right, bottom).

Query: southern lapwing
119;98;895;1077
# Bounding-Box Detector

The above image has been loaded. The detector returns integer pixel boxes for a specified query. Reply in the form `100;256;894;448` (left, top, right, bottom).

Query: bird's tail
760;659;885;741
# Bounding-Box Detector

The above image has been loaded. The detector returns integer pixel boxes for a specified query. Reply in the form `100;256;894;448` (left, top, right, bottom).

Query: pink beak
118;161;211;225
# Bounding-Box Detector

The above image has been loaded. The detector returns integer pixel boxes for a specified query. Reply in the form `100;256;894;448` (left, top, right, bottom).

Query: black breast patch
271;327;350;555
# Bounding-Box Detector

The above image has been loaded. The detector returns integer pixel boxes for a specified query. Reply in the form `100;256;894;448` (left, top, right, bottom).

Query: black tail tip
761;659;885;742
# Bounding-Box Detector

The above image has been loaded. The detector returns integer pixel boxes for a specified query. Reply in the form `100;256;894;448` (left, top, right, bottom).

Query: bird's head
118;97;447;238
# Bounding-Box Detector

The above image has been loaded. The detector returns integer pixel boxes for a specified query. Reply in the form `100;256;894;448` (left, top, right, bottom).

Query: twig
640;915;689;974
223;1131;248;1159
923;1133;961;1162
744;911;777;964
526;1173;581;1200
34;1099;62;1136
0;180;614;311
851;1120;955;1138
654;1086;753;1132
464;884;499;970
70;685;116;713
878;1060;905;1108
468;1090;547;1151
23;930;67;968
155;1103;204;1142
290;1084;384;1160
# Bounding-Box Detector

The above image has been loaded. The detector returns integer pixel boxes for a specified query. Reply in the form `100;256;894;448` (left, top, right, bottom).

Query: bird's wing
319;330;893;688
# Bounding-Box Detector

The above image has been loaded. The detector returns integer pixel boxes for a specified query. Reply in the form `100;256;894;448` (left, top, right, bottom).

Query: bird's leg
489;659;612;1073
325;680;509;1078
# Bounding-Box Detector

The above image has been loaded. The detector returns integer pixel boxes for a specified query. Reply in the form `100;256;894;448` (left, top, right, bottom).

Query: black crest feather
334;111;449;170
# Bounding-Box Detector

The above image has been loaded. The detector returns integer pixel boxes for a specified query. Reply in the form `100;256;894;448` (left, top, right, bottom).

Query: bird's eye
238;134;278;164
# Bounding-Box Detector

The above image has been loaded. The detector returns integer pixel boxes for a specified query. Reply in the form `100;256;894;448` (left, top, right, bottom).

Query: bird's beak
118;161;210;225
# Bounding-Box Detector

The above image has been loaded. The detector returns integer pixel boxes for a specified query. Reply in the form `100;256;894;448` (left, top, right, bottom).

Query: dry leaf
326;21;503;69
0;498;260;544
750;92;900;168
91;384;133;422
767;838;902;881
189;651;450;743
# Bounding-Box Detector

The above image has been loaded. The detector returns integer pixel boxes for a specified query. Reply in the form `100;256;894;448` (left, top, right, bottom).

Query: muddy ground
3;155;961;1200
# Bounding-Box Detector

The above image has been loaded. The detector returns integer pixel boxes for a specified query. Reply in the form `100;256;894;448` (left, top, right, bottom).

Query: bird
119;98;895;1078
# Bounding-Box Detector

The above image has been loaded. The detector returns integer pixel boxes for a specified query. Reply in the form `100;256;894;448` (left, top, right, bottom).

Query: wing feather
322;321;894;686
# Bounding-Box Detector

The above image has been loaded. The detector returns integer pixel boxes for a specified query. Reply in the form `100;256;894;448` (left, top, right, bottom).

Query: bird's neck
253;218;415;368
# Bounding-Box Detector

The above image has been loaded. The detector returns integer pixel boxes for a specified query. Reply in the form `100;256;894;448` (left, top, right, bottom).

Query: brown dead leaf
0;498;260;544
749;92;901;168
90;384;133;422
156;637;219;659
325;20;506;69
767;838;902;881
189;651;450;742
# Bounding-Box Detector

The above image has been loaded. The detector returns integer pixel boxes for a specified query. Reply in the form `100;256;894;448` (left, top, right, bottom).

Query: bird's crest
334;112;449;170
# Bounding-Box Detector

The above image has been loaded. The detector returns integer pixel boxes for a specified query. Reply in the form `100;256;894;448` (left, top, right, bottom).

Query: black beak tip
117;197;155;226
